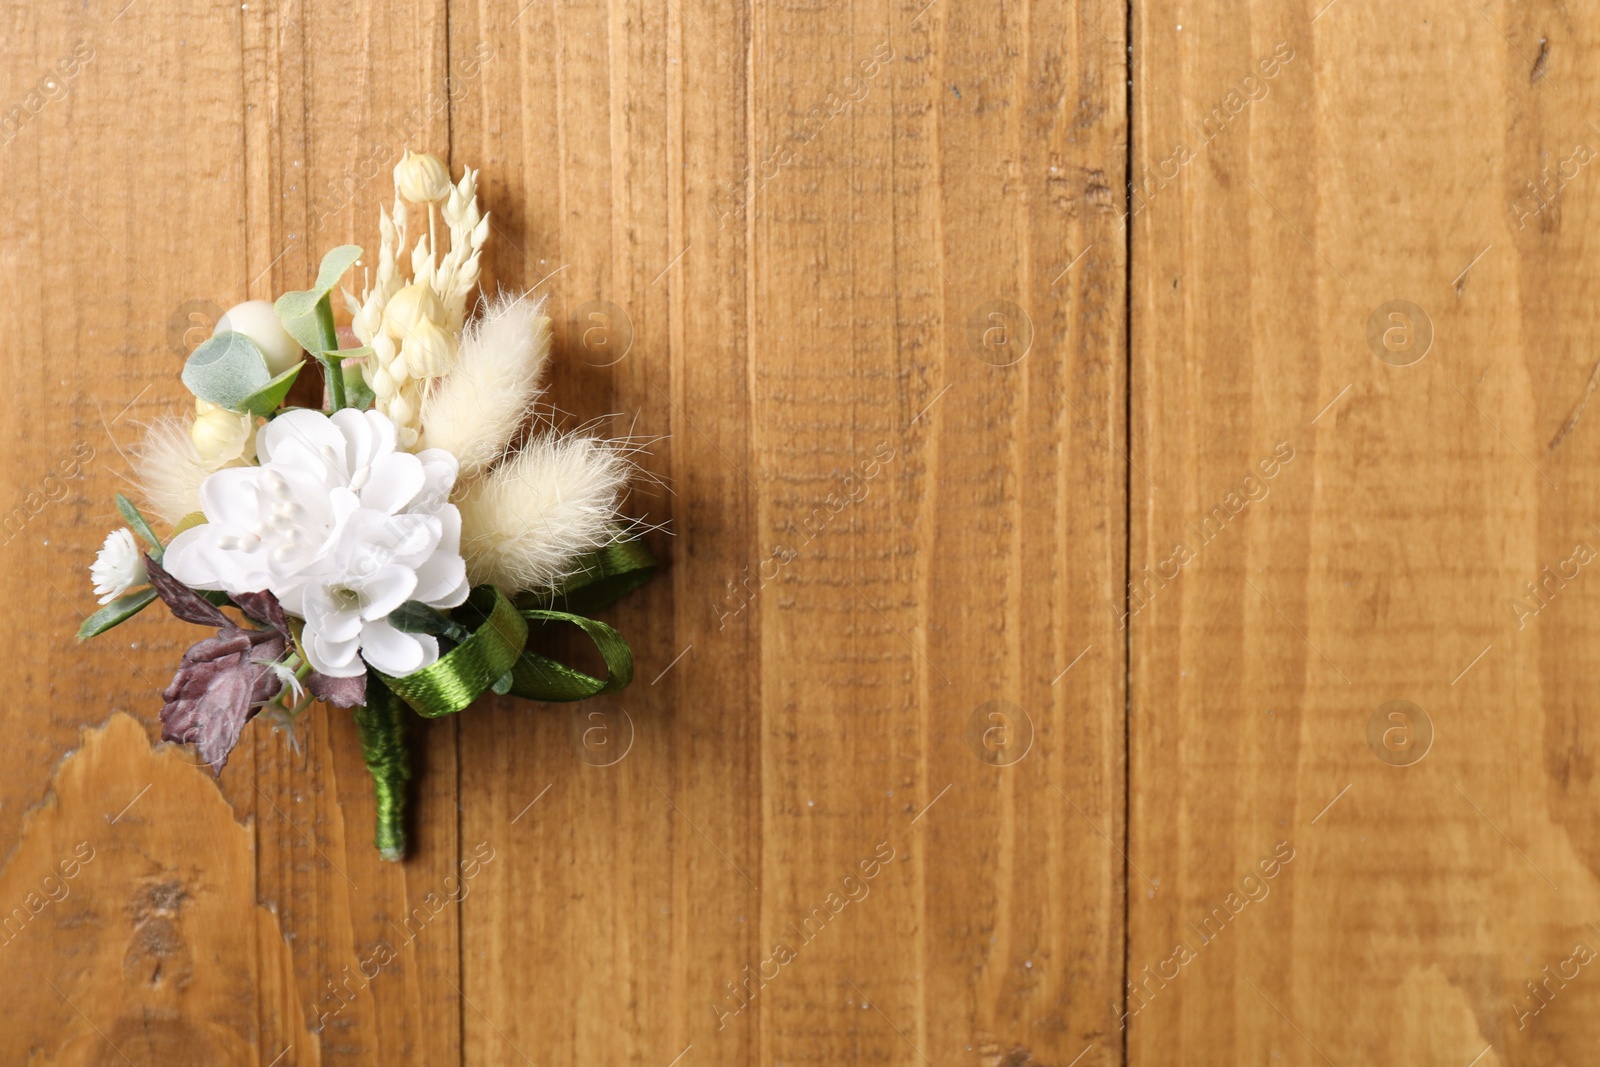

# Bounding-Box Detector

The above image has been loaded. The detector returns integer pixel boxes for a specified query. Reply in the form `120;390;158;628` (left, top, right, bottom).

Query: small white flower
91;528;149;604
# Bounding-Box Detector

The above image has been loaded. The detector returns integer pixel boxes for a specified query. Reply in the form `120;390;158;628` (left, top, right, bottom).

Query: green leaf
275;292;336;360
313;244;364;293
273;245;362;357
238;360;305;417
324;345;373;363
182;331;272;411
114;494;162;555
77;587;158;640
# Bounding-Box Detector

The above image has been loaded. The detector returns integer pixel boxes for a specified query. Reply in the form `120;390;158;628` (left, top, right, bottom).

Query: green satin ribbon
510;609;634;701
376;585;528;718
354;682;409;862
521;537;658;615
351;539;654;860
374;540;653;717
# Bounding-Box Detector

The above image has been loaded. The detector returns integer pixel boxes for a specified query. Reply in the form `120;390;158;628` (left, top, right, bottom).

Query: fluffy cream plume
456;435;632;594
417;293;552;479
133;417;219;525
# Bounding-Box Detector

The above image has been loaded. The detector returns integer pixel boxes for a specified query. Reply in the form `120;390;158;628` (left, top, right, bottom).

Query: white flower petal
412;550;468;607
433;505;462;556
414;449;460;513
259;408;348;471
196;466;264;530
304;620;363;677
359;620;437;676
90;528;148;603
304;585;364;643
356;564;418;620
360;452;426;514
162;525;274;593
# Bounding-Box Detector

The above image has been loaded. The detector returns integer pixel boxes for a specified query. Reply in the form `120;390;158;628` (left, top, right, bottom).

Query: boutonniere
81;151;655;860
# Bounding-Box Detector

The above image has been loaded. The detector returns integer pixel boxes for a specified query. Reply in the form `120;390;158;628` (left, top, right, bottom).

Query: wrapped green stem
354;681;410;862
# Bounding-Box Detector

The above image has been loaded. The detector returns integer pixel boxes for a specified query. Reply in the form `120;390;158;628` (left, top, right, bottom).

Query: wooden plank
0;0;462;1061
448;0;761;1062
247;1;463;1062
745;0;1127;1064
10;0;1123;1060
449;0;1128;1065
0;0;244;853
0;714;313;1064
0;0;286;1059
1129;2;1600;1063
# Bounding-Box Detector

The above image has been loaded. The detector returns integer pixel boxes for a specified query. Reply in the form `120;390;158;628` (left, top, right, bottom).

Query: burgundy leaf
307;670;367;708
232;589;291;637
160;630;287;773
144;553;231;629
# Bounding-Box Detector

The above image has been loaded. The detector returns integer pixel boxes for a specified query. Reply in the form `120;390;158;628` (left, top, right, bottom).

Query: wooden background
2;0;1597;1062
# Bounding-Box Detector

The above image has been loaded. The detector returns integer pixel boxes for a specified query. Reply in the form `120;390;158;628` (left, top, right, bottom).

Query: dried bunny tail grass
455;433;633;594
133;417;213;526
418;292;551;479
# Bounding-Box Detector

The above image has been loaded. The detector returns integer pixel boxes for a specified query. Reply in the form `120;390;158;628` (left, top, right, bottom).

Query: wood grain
441;1;1130;1065
22;0;1600;1064
246;1;463;1061
0;714;311;1064
1129;2;1600;1065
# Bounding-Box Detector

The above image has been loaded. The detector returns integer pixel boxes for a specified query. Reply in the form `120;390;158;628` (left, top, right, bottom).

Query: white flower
91;528;149;604
163;409;470;679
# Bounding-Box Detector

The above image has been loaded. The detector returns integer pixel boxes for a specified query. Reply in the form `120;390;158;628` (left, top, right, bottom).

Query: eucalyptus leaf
239;360;306;417
324;345;374;363
312;244;363;293
76;587;158;640
275;292;336;359
182;331;271;411
273;245;362;356
114;494;162;555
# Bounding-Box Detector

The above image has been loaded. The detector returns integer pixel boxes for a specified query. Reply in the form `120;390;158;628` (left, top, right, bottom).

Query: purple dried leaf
306;670;366;708
232;589;291;637
159;629;287;773
144;553;231;629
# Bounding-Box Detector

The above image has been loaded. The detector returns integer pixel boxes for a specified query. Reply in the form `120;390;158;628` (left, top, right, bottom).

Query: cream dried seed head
394;150;451;204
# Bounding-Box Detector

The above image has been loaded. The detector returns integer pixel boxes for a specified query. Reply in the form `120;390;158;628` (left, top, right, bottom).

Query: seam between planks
1119;0;1135;1065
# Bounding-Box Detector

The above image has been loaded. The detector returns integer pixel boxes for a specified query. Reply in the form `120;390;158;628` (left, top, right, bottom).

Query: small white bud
191;405;256;463
394;150;451;205
382;283;446;341
401;319;455;379
368;364;397;400
387;390;418;429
